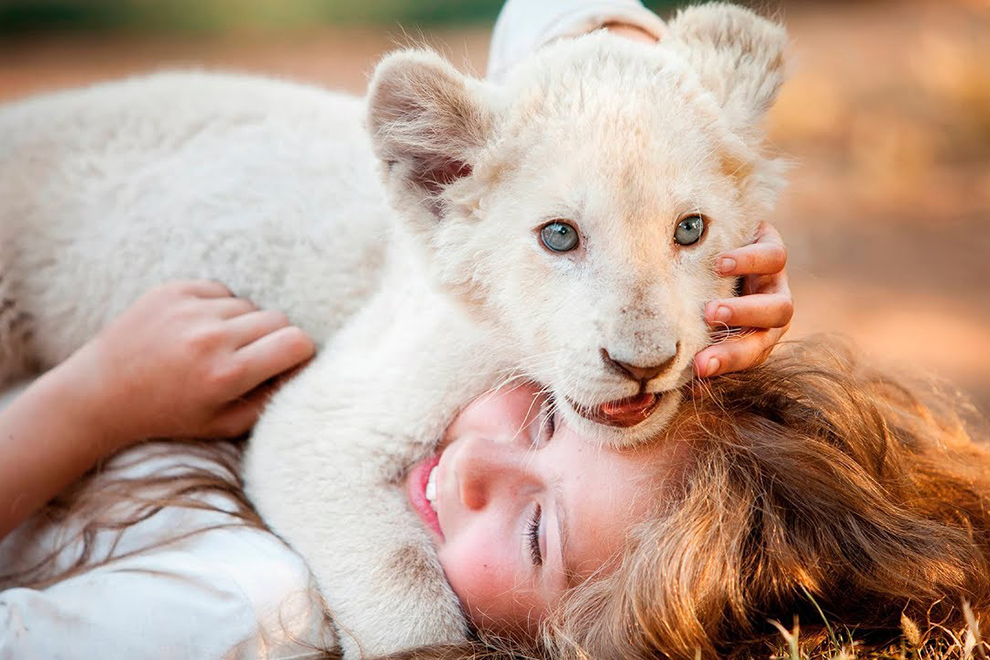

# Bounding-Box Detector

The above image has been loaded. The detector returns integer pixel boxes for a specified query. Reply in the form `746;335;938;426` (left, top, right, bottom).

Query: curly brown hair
539;339;990;659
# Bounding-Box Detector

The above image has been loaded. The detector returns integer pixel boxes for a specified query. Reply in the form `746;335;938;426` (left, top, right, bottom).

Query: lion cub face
370;3;787;445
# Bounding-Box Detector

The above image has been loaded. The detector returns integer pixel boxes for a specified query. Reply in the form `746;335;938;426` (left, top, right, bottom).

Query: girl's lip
407;453;444;541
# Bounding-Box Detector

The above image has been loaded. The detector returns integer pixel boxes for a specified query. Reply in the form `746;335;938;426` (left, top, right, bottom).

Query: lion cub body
0;3;787;656
0;73;387;368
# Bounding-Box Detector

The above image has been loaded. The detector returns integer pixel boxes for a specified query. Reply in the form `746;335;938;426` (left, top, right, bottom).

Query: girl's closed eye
526;504;543;566
539;396;558;445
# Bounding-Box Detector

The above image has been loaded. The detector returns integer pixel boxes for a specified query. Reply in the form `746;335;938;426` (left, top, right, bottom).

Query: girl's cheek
442;544;510;614
439;545;479;605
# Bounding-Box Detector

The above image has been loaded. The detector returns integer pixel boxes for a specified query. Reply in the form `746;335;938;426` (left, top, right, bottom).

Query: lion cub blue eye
674;215;705;246
540;221;579;253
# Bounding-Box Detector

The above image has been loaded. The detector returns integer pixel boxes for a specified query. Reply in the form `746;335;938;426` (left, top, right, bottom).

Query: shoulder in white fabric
0;3;788;657
486;0;667;81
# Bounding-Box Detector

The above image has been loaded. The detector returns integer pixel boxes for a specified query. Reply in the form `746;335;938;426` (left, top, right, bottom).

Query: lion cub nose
601;345;680;384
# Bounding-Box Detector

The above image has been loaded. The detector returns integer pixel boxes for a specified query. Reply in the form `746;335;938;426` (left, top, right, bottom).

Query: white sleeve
0;444;331;659
0;524;328;660
487;0;667;82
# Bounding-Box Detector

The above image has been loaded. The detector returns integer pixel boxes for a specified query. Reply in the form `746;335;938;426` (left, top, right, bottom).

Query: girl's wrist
0;344;136;538
46;345;136;455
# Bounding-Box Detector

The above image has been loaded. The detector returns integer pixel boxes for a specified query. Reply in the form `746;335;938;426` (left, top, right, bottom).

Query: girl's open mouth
406;454;444;540
568;392;663;428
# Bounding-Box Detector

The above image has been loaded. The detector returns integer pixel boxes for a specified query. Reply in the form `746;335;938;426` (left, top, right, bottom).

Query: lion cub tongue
599;393;658;426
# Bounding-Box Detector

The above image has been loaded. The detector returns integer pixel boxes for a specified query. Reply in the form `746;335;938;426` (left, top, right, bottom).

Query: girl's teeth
425;466;438;512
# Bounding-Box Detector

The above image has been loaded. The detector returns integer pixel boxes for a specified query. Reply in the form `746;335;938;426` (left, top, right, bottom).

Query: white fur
0;3;787;656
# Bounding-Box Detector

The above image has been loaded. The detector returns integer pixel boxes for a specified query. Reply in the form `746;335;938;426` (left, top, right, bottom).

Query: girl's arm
0;280;314;540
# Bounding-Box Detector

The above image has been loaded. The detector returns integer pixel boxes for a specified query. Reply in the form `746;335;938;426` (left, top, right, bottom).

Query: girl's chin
406;453;444;541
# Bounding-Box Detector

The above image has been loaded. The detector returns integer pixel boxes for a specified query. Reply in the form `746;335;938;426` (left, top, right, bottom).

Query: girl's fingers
172;280;234;299
225;309;291;348
209;296;258;320
697;222;792;378
206;386;274;438
716;240;787;277
694;326;785;378
705;293;794;330
166;281;255;319
200;353;311;438
716;223;787;277
231;326;315;394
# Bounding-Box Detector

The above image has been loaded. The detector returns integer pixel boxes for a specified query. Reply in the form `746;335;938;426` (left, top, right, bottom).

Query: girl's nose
455;436;535;511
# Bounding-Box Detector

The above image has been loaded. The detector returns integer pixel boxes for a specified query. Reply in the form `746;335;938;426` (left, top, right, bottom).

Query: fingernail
714;305;732;324
717;257;736;274
705;357;720;377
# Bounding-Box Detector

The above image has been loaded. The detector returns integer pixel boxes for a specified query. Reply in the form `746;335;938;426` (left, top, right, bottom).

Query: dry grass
767;603;990;660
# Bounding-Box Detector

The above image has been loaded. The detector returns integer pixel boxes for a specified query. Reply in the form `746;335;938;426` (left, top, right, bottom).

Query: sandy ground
1;0;988;415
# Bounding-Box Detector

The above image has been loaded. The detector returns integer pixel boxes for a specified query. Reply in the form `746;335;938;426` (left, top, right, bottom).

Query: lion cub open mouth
569;392;665;428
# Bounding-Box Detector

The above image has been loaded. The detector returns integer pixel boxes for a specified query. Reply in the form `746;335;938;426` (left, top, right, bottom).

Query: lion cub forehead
501;33;704;124
486;35;726;215
495;33;721;172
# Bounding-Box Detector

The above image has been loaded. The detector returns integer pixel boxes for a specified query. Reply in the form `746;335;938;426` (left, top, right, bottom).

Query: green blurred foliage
0;0;686;33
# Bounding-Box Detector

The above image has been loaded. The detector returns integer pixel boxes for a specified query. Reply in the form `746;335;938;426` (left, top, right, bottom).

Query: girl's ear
367;49;494;220
664;3;787;136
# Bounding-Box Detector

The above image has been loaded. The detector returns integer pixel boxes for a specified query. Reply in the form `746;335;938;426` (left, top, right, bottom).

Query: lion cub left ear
367;50;494;220
665;2;787;137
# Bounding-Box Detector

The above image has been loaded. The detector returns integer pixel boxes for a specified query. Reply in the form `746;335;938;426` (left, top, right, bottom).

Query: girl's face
404;383;683;635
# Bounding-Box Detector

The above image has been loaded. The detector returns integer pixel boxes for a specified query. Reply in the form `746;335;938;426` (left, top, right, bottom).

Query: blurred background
1;0;988;414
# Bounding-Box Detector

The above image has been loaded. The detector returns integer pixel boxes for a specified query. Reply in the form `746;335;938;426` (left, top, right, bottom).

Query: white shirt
0;441;329;659
0;1;664;657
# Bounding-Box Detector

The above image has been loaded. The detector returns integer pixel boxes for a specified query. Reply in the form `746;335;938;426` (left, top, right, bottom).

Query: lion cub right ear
367;50;495;222
665;2;787;139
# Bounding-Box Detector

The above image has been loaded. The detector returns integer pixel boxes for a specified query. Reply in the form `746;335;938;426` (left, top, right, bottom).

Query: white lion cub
0;3;786;657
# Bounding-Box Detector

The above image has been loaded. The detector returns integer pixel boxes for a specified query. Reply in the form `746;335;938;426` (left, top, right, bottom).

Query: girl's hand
0;280;314;539
70;280;315;446
694;223;793;378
